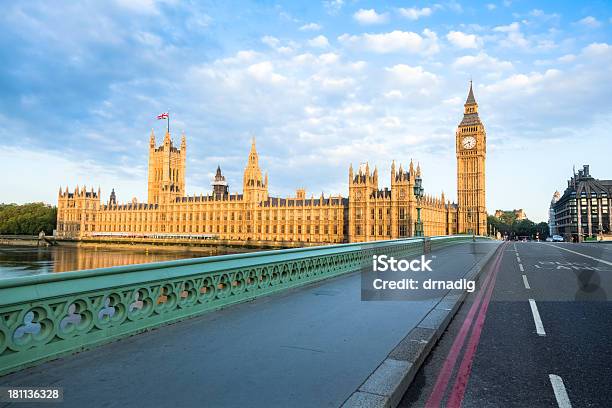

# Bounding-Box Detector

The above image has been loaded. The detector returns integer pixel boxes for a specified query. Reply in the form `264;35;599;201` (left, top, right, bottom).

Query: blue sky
1;0;611;222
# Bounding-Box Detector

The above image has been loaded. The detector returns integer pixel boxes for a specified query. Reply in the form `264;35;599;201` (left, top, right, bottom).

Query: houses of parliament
56;84;487;244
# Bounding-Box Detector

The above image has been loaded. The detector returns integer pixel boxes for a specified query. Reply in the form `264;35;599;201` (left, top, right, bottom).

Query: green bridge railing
0;235;482;375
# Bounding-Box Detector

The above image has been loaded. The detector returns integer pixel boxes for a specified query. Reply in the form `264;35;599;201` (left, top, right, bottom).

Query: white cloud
261;35;280;48
323;0;344;15
483;69;562;96
299;22;321;31
582;42;612;57
353;9;389;25
453;52;513;71
113;0;159;14
398;7;433;20
339;30;438;55
577;16;601;28
385;64;438;85
311;75;355;92
318;52;339;64
557;54;576;63
186;11;212;30
486;3;496;10
493;22;519;33
446;31;481;49
134;31;163;47
384;90;404;98
493;22;529;48
247;61;286;84
308;35;330;48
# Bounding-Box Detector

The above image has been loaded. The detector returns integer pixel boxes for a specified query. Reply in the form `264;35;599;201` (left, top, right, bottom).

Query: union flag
156;112;169;120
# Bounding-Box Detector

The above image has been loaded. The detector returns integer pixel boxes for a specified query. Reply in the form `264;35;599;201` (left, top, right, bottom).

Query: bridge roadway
400;242;612;407
0;241;499;408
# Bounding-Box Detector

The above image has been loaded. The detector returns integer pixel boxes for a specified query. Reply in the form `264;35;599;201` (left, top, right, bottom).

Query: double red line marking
425;242;507;408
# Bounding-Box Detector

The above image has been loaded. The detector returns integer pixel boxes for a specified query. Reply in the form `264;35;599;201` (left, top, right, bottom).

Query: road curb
341;242;502;408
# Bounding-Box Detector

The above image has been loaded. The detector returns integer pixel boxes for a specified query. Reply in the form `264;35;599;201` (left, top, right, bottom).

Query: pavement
400;242;612;407
0;241;499;408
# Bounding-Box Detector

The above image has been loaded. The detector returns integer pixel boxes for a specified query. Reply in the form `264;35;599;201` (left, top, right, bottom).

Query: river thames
0;245;257;279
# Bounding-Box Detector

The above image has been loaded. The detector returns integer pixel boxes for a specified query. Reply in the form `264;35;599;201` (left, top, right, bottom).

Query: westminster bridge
0;236;500;407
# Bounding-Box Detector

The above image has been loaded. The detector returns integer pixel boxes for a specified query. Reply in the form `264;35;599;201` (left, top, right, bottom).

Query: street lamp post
413;174;424;237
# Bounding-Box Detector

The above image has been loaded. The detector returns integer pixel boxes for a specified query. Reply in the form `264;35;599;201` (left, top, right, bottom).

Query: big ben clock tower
456;82;487;235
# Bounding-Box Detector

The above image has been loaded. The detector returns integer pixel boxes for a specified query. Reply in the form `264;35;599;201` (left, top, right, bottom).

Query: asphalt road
401;242;612;407
0;241;498;408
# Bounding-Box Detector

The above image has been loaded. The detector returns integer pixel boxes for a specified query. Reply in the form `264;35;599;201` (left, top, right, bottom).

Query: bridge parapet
0;235;480;375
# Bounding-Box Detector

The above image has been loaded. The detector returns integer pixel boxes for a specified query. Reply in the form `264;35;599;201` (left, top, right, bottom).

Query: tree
488;214;546;240
0;203;57;235
535;222;550;240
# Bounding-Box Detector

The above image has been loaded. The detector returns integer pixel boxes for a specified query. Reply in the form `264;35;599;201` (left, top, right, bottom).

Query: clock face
462;136;476;150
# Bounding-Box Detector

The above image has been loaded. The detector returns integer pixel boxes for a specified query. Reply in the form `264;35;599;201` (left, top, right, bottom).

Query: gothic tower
390;160;414;238
348;162;378;242
147;130;186;204
212;165;229;200
456;82;487;235
243;137;268;203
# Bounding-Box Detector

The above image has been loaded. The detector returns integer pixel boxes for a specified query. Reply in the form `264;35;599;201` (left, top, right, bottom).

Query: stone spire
243;136;267;202
248;136;258;166
462;81;481;120
466;80;476;105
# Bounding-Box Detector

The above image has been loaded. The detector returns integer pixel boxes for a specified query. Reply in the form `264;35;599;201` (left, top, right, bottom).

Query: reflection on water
0;245;254;279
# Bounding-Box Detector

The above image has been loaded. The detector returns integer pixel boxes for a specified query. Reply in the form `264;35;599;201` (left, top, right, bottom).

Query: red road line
425;242;506;407
446;243;505;407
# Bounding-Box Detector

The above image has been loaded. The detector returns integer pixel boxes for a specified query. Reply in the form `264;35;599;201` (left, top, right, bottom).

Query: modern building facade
548;191;561;236
57;84;487;244
553;165;611;242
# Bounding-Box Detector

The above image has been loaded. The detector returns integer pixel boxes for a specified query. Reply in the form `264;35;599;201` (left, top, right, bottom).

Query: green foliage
488;215;550;240
496;211;517;226
0;203;57;235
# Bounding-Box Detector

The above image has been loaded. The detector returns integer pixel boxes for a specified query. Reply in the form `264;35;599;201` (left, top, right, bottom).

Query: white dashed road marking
528;299;546;336
522;275;530;289
549;374;572;408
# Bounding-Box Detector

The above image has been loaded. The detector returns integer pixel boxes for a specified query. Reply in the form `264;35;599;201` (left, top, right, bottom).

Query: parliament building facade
57;84;488;244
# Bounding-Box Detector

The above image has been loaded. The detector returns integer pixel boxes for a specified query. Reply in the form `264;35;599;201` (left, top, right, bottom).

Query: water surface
0;245;255;279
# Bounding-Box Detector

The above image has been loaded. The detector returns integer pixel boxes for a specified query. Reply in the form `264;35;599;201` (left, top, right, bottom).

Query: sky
0;0;611;222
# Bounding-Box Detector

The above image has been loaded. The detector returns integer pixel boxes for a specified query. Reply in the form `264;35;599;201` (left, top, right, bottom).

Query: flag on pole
157;112;170;133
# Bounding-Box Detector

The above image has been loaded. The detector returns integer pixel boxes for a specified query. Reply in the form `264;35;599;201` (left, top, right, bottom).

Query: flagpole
167;109;170;134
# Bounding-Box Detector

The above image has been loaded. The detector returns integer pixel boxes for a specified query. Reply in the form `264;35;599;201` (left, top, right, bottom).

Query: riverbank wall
0;235;309;253
0;235;52;247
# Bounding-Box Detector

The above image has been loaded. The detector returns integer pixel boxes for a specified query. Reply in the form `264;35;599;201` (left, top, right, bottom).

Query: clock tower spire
456;81;487;235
